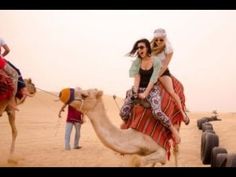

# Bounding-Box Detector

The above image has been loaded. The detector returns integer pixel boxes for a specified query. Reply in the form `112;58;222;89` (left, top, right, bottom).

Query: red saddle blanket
0;70;14;101
121;76;186;159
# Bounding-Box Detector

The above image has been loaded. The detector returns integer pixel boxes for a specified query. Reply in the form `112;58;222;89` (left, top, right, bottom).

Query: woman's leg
146;85;171;128
119;88;134;121
73;122;81;149
159;76;189;125
6;60;31;97
146;85;181;144
65;122;73;150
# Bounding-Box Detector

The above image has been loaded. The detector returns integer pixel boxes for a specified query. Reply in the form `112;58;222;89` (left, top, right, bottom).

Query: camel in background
0;75;36;160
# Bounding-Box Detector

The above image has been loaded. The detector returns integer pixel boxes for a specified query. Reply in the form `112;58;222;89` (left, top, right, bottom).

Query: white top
0;38;6;46
155;40;173;64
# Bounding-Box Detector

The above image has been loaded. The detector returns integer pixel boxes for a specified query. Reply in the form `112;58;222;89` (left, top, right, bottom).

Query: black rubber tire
215;153;228;167
202;123;214;132
225;154;236;167
201;132;208;160
211;147;227;167
201;133;219;164
205;129;215;134
197;118;209;130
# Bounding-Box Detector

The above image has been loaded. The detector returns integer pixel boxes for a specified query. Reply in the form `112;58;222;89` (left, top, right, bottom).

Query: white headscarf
154;28;167;38
152;28;173;55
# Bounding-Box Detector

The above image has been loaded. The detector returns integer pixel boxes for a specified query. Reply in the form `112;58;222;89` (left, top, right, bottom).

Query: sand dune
0;91;235;167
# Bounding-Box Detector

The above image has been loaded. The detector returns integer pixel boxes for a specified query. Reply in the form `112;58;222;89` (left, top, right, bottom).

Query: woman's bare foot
182;111;190;125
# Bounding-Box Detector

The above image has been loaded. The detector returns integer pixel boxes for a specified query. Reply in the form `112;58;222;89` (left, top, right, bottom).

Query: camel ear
96;90;103;98
28;78;32;83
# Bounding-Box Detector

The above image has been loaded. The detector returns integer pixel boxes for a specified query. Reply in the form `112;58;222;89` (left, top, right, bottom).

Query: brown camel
0;77;36;158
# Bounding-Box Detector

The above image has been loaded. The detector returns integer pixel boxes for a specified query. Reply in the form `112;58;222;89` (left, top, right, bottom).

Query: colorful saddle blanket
0;70;14;101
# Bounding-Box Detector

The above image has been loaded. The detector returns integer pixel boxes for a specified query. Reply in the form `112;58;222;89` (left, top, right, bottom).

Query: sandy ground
0;91;236;167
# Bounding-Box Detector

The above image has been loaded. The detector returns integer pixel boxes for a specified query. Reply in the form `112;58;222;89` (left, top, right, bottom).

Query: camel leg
140;147;167;167
173;123;180;167
7;109;17;154
173;145;179;167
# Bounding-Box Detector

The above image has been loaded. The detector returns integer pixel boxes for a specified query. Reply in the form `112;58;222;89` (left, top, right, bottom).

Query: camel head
59;88;103;114
24;78;36;96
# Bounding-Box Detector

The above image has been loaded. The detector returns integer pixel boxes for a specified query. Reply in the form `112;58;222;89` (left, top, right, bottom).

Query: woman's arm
158;52;173;76
1;44;10;57
133;74;140;93
129;58;141;95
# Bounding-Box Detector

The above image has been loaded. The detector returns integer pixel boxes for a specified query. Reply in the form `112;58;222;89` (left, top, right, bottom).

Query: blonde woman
151;28;189;125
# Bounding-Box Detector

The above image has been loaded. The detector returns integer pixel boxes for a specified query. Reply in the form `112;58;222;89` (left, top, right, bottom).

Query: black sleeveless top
139;66;153;88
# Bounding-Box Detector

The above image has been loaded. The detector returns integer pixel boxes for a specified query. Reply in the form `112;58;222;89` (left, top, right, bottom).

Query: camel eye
81;93;88;99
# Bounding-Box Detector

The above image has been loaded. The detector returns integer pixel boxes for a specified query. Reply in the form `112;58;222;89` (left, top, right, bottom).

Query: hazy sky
1;10;236;112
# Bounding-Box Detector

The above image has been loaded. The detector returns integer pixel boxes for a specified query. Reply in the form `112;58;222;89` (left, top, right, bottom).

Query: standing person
119;38;180;144
58;103;84;150
0;37;31;98
150;28;189;125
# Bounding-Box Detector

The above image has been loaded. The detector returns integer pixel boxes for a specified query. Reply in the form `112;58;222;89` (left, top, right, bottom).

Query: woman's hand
138;92;147;100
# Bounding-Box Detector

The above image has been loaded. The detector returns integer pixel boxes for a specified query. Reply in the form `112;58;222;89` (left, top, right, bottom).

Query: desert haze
0;91;236;167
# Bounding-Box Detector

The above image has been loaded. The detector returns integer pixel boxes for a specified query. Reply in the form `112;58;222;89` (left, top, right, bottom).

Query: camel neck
86;98;141;154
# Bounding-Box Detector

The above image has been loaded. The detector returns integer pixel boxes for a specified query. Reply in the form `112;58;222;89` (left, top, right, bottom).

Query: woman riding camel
119;38;181;144
151;28;189;125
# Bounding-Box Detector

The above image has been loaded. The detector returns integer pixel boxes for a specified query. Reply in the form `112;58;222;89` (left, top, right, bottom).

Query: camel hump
0;70;14;101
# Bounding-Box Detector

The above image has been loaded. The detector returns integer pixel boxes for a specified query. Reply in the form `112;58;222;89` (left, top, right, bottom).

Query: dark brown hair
128;38;152;58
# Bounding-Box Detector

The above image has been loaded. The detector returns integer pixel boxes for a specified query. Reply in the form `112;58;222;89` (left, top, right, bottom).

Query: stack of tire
197;117;236;167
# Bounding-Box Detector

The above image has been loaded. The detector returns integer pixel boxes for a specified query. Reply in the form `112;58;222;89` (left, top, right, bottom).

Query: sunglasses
155;38;164;42
137;46;145;50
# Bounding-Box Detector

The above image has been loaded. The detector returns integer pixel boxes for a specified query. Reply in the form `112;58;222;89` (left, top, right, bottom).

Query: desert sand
0;91;236;167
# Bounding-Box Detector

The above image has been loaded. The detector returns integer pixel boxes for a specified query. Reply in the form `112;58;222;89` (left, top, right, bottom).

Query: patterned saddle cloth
121;75;186;159
0;70;14;101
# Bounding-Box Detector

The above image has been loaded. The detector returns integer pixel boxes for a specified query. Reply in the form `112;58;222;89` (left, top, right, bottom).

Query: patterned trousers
119;85;171;129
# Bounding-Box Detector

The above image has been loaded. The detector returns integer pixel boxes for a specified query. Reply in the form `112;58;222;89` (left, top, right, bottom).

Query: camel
0;76;36;158
64;88;173;167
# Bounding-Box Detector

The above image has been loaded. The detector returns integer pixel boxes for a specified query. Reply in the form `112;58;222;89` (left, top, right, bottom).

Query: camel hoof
161;160;166;165
7;154;24;164
130;155;141;167
8;157;18;164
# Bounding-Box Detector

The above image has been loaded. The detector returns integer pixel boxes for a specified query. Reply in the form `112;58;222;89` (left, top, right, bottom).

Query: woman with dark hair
120;38;180;144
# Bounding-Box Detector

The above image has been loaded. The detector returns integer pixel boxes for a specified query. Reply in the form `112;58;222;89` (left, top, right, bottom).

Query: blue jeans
65;122;81;150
